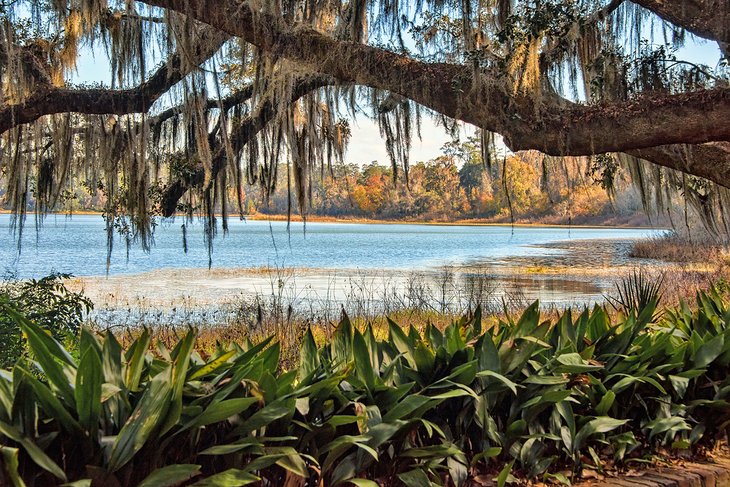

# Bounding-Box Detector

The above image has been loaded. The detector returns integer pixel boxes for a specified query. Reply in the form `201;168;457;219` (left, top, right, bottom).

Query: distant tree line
249;139;647;224
3;138;650;225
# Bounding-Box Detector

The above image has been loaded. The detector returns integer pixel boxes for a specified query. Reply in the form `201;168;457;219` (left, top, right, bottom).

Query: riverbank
0;207;659;229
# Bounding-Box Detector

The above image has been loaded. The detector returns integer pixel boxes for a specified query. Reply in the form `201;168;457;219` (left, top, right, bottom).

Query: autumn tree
2;0;730;252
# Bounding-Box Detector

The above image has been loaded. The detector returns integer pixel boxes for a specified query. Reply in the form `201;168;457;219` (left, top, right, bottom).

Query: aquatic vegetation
2;286;730;485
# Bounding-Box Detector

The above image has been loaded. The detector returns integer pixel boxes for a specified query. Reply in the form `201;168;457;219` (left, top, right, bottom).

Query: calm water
0;214;657;278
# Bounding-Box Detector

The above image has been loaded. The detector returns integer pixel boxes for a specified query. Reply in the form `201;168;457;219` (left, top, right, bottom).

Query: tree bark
0;27;228;134
630;0;730;45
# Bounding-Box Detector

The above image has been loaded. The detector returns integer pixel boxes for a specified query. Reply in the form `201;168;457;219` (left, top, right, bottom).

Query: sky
73;50;465;166
70;21;725;168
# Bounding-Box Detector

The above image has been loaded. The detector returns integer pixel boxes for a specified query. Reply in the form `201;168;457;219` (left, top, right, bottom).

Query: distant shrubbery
2;281;730;485
0;273;92;367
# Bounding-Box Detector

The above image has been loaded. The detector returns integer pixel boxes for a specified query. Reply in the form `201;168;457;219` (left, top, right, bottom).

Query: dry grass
630;231;728;263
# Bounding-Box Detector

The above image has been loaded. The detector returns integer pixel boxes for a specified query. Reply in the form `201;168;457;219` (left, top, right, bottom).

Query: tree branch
159;74;334;216
0;26;229;134
630;0;730;45
139;0;730;189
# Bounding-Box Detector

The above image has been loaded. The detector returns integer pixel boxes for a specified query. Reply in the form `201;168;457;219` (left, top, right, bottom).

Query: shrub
1;287;730;486
0;273;92;367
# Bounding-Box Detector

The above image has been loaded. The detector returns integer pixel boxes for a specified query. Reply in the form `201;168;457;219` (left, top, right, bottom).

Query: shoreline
0;209;665;231
63;238;694;313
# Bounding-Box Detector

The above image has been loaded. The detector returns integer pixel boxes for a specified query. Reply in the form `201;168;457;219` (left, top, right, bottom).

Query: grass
630;231;728;263
3;278;730;486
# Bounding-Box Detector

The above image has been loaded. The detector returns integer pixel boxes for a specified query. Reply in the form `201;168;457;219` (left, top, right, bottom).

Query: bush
1;287;730;486
0;273;92;367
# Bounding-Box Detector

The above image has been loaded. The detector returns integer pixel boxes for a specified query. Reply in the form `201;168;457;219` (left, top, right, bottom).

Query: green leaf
348;480;380;487
108;367;173;471
199;438;262;456
188;469;259;486
186;398;258;429
595;391;615;416
16;367;82;433
12;309;76;405
382;395;432;422
555;353;603;373
161;329;197;434
353;330;377;391
231;403;291;436
75;347;103;432
138;464;202;487
0;446;27;487
476;370;519;394
398;469;432;487
189;350;236;380
574;417;628;452
497;460;515;487
125;328;150;392
694;334;725;368
0;421;67;482
389;318;416;368
298;328;319;381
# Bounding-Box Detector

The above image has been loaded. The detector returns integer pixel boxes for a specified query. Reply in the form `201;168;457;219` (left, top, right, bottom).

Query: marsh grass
630;230;729;263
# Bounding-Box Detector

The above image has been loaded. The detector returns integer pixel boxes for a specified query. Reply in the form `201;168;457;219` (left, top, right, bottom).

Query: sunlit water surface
0;214;662;323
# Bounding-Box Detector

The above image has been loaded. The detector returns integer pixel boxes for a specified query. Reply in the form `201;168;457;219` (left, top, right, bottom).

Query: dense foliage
0;274;91;368
0;289;730;486
2;286;730;486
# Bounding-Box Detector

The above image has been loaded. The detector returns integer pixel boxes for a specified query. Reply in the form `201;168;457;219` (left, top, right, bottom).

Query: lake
0;214;658;277
0;214;663;322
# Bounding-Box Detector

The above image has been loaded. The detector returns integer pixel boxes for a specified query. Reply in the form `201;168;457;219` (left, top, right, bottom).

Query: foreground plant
1;285;730;486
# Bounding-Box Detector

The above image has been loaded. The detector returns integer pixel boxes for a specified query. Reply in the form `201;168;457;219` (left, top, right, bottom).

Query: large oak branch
140;0;730;187
630;0;730;45
0;27;228;134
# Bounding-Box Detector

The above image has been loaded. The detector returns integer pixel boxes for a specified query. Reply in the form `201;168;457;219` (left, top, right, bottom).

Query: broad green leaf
0;446;27;487
16;367;81;434
189;350;236;380
0;421;67;482
189;469;259;486
298;328;319;381
348;480;380;487
497;460;515;487
694;334;725;368
186;397;258;429
75;347;103;432
555;353;603;373
574;417;628;451
398;469;432;487
124;328;150;392
138;464;201;487
12;310;76;405
160;329;197;434
353;330;377;391
476;370;519;394
231;403;291;436
595;391;615;416
382;395;432;422
108;367;173;471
